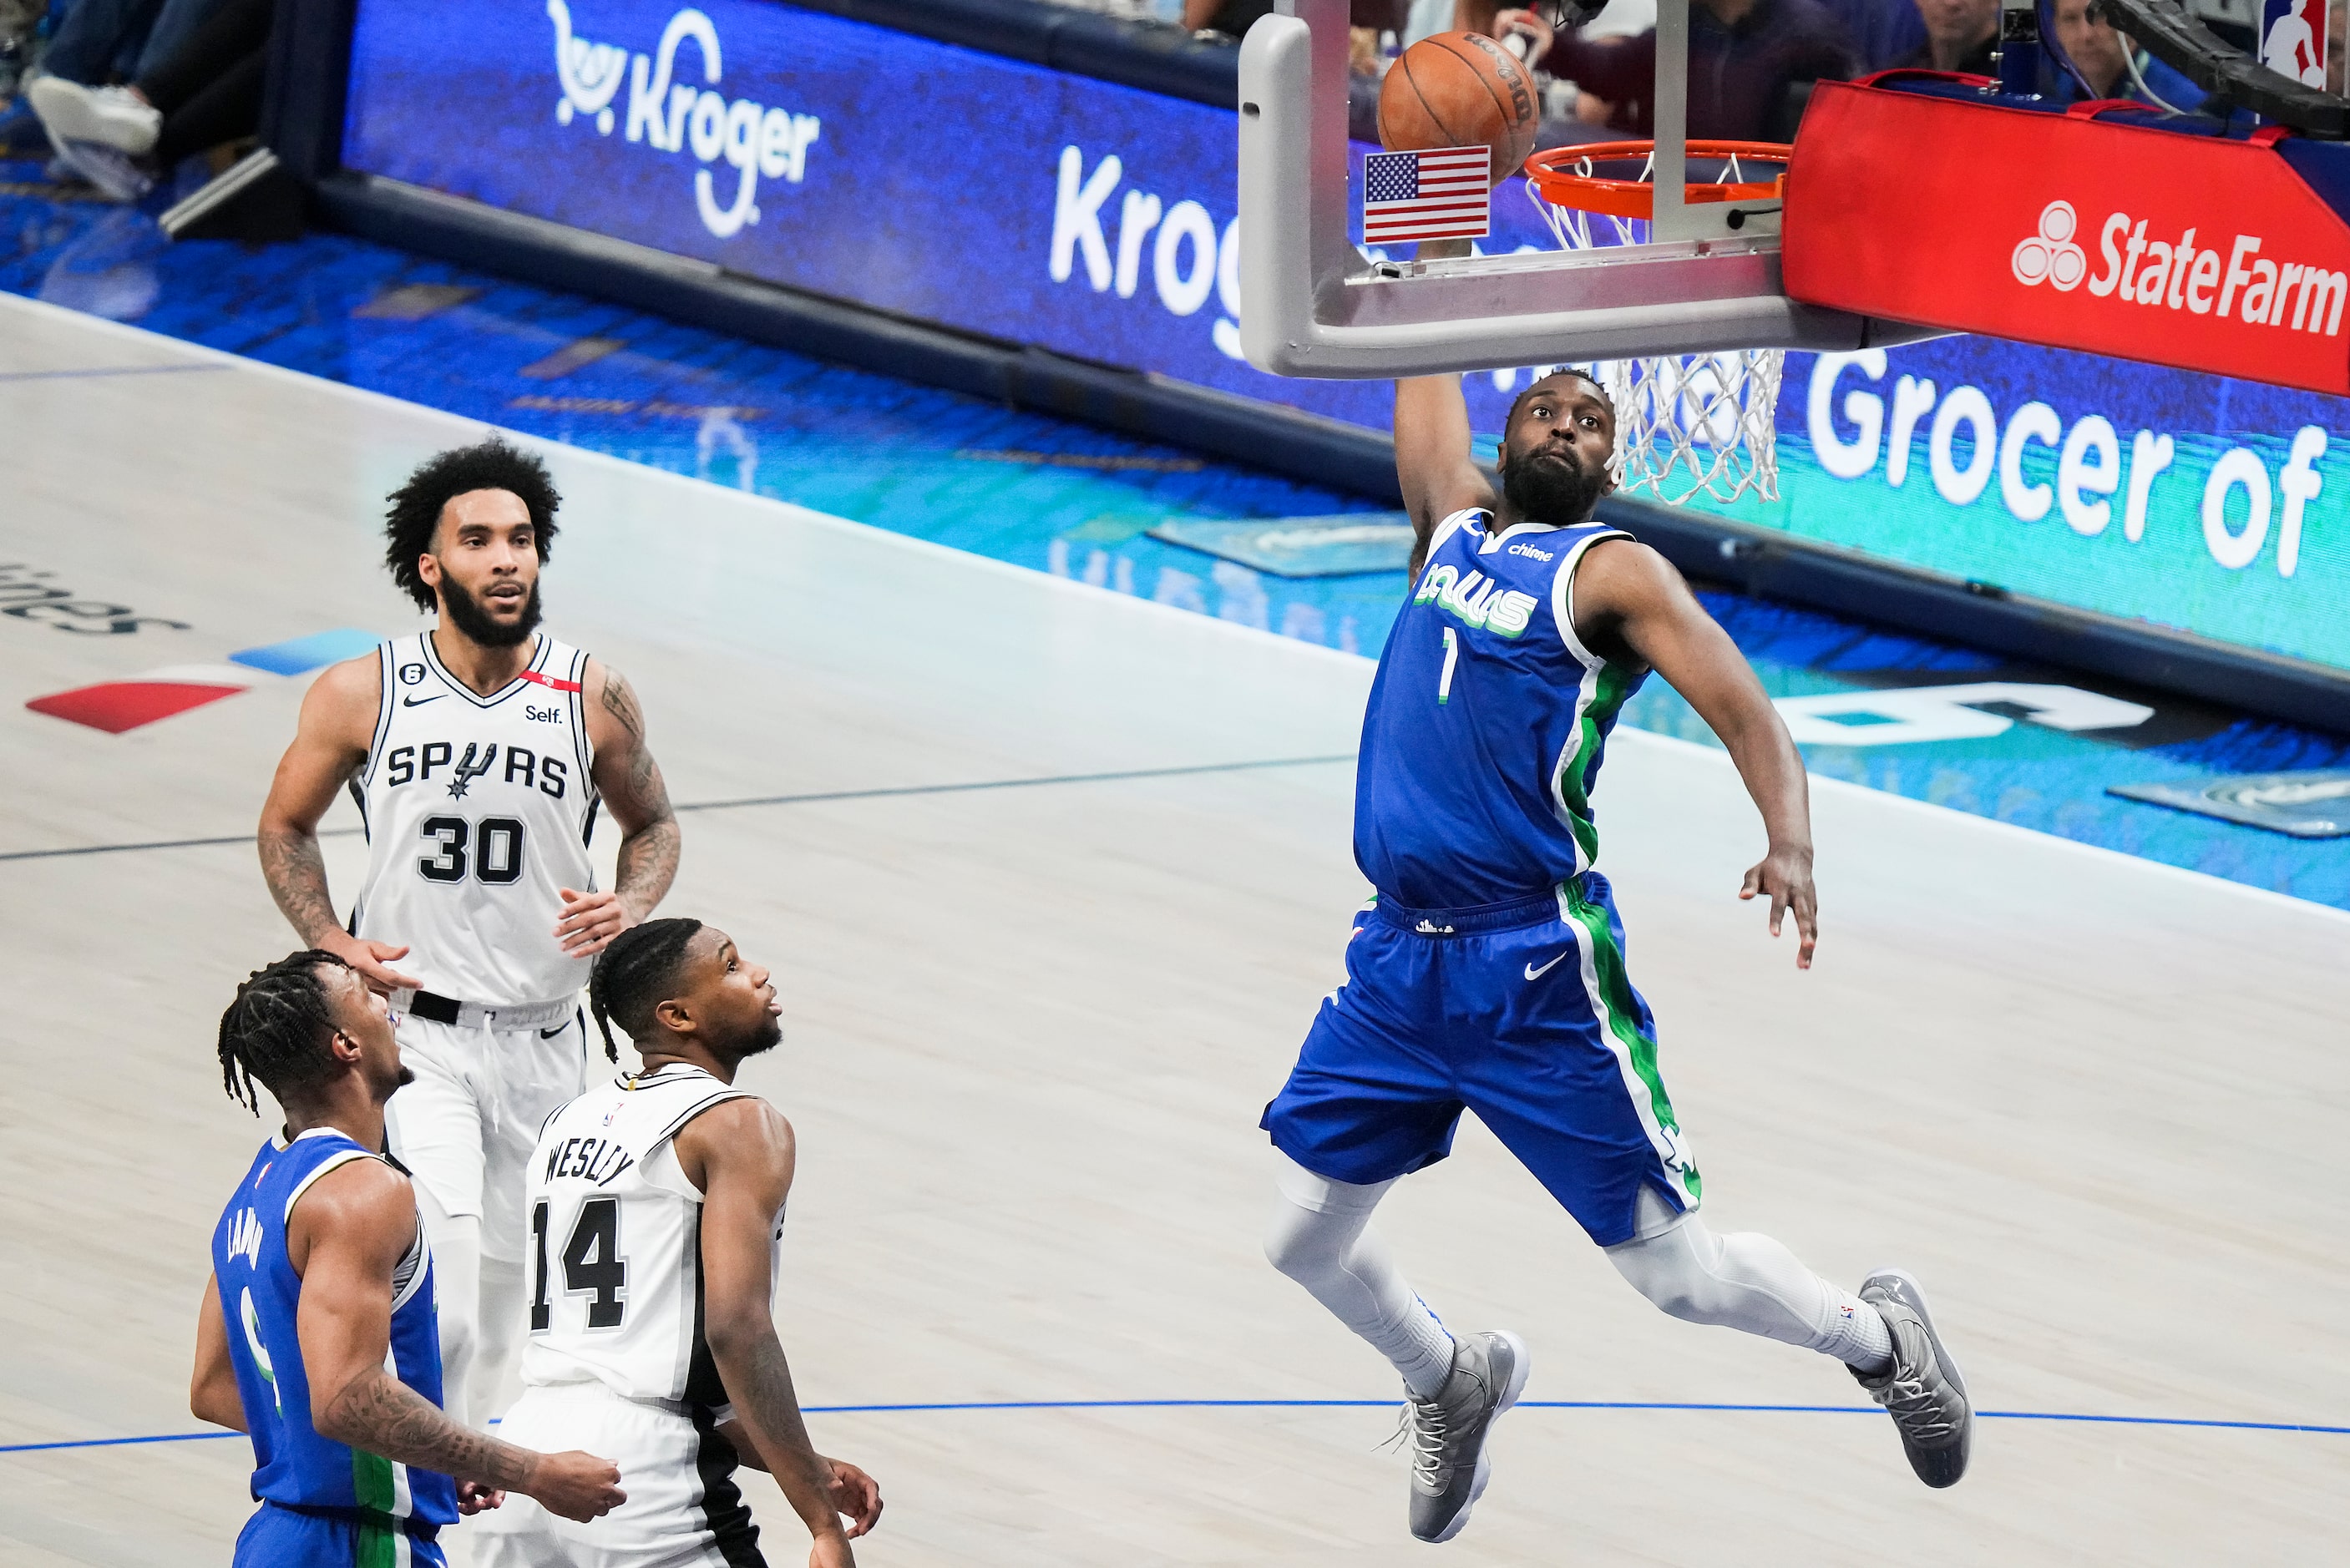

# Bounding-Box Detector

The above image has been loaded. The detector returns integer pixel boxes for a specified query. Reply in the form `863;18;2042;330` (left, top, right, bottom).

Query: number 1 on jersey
1437;627;1459;705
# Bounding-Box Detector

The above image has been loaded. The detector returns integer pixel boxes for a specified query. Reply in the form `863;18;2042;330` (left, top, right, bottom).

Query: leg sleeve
1603;1206;1891;1371
1263;1151;1456;1398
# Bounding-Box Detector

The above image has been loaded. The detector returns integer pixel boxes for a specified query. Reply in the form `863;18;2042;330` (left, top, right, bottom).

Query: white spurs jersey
350;632;600;1006
519;1065;779;1404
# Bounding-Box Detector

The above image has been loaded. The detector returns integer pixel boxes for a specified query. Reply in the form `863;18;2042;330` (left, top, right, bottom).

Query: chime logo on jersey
382;741;570;799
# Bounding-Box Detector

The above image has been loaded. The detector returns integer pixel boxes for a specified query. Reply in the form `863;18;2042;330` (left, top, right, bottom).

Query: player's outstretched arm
1394;240;1497;576
564;658;681;959
190;1274;249;1432
681;1098;879;1561
290;1157;626;1522
257;655;421;993
1572;540;1819;968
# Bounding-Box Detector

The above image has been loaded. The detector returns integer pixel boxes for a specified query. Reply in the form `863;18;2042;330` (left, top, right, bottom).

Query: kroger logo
1051;146;1243;360
547;1;822;240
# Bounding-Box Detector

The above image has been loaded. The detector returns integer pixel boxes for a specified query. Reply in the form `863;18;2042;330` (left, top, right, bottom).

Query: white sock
1606;1205;1893;1375
1264;1152;1456;1398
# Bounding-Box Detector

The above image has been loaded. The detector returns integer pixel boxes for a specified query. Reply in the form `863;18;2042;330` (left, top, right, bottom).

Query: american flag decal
1362;146;1491;245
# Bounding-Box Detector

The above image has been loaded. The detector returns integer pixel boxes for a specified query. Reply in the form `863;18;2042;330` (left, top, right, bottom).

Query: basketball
1376;31;1542;186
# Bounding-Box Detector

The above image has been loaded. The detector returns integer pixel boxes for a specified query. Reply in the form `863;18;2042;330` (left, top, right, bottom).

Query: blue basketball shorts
234;1502;448;1567
1261;872;1701;1247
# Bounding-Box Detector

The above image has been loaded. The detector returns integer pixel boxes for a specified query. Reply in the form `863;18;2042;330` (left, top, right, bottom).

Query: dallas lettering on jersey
544;1135;636;1187
1413;562;1540;637
383;741;570;800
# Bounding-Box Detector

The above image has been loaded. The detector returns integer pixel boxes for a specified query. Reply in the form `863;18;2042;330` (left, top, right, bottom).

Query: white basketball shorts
385;1011;594;1262
469;1383;766;1568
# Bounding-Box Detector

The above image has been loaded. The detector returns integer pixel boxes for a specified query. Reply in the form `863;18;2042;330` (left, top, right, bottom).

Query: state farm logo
2013;200;2086;291
545;2;822;240
2010;195;2345;337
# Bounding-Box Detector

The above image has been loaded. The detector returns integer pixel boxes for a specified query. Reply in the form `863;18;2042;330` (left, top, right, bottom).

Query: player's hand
808;1529;857;1568
455;1480;504;1515
555;888;633;958
1492;7;1556;58
316;931;423;995
524;1449;625;1521
825;1457;883;1538
1738;842;1817;969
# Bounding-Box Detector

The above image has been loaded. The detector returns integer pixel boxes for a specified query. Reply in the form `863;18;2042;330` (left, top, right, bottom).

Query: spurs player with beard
475;918;882;1568
259;437;681;1426
1257;331;1973;1544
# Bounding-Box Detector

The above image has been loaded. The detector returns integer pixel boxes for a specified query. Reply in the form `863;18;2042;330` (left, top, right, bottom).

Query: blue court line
0;363;230;382
8;1399;2344;1454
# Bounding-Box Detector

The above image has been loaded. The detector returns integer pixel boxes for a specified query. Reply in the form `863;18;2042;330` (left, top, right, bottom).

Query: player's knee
1608;1230;1735;1326
1264;1206;1348;1284
1264;1217;1320;1282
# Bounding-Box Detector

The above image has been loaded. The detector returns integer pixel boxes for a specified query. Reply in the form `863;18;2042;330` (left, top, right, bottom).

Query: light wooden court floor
3;295;2347;1566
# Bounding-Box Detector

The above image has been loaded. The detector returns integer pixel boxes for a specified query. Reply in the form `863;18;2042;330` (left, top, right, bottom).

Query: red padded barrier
1783;79;2350;394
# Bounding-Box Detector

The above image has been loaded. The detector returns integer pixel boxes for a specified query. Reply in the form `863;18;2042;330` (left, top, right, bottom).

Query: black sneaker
1853;1268;1973;1488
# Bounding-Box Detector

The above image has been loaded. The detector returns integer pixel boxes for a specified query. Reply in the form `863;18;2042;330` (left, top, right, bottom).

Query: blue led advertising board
341;0;2349;674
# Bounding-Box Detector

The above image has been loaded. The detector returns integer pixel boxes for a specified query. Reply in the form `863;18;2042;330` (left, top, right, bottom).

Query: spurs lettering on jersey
520;1065;777;1404
351;633;601;1006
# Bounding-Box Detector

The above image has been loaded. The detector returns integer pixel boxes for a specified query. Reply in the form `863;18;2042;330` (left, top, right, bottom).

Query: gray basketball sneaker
1401;1329;1530;1543
1852;1268;1972;1488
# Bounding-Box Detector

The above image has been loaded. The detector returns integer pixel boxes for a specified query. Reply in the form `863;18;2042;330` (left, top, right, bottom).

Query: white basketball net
1524;174;1784;507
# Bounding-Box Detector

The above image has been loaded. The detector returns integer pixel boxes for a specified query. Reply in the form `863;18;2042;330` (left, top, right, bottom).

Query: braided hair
218;950;353;1115
588;918;705;1062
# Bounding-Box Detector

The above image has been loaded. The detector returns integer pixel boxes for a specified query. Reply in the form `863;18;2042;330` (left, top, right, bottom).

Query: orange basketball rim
1526;140;1791;220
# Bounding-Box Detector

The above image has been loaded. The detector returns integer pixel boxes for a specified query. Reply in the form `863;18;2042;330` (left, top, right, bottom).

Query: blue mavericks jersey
1355;511;1646;908
210;1129;459;1530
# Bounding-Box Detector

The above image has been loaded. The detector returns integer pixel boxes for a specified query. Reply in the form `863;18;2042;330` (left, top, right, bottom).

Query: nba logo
2261;0;2327;89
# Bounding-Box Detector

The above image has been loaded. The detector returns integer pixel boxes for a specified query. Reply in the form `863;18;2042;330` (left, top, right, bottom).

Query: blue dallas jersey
1355;511;1647;908
210;1128;459;1530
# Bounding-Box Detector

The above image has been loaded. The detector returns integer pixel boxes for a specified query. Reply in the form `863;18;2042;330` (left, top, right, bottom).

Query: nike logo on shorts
540;1024;568;1039
1524;952;1570;981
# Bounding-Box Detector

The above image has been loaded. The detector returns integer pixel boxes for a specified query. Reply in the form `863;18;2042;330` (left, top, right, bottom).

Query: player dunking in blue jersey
193;951;625;1565
1260;341;1973;1543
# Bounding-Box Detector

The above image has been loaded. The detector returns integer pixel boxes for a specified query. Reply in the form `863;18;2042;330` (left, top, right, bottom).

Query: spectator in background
1812;0;1924;68
1893;0;1995;73
2049;0;2204;104
1495;0;1858;142
27;0;219;94
1185;0;1406;37
27;0;264;199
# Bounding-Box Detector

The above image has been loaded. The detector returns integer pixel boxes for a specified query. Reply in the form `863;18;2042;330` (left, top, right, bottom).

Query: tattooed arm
289;1156;625;1522
257;655;422;992
560;658;681;959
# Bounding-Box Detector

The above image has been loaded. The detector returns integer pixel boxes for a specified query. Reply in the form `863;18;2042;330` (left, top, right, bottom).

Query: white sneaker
28;75;161;154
